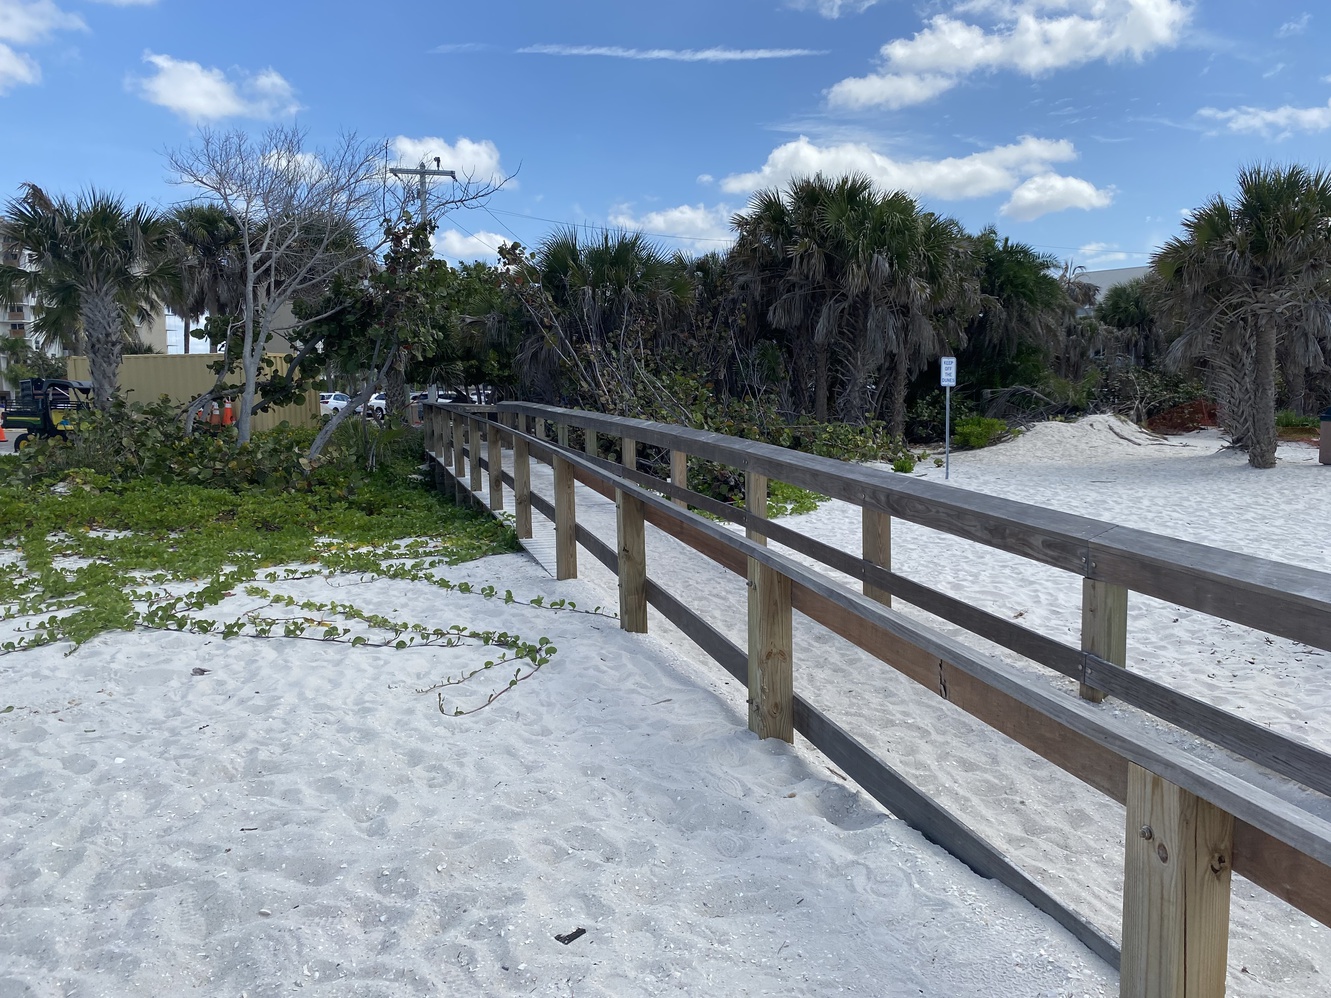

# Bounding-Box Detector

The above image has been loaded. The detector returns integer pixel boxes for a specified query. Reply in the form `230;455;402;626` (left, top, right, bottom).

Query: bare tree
168;126;384;443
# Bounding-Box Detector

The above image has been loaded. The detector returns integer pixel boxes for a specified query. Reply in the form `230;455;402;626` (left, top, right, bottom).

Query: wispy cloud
1276;13;1311;38
785;0;883;18
430;42;492;54
518;44;826;62
1198;98;1331;138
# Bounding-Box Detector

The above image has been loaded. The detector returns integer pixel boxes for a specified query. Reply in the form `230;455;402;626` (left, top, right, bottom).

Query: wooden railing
422;401;1331;998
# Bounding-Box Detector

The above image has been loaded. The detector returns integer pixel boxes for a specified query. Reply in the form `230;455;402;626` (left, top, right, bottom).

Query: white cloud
1076;241;1131;266
785;0;883;17
0;42;39;91
131;52;300;120
722;133;1075;197
1198;99;1331;138
718;134;1112;219
1277;13;1310;38
607;203;736;247
0;0;84;44
696;173;714;185
0;0;85;92
1000;173;1114;221
390;135;508;187
433;228;504;263
518;44;826;62
827;0;1191;110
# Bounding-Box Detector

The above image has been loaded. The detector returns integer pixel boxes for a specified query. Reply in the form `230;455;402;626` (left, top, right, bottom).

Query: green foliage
1276;409;1320;428
0;337;66;381
952;416;1010;449
891;455;916;473
1091;365;1208;421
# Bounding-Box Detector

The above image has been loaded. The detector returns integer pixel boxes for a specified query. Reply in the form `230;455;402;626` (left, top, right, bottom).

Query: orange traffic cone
222;399;234;425
0;422;6;443
209;402;221;426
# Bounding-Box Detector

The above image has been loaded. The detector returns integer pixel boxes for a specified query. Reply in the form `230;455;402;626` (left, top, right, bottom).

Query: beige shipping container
67;354;320;432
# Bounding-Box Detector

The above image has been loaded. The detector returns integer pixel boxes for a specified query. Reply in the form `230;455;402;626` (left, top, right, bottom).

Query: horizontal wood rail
423;402;1331;997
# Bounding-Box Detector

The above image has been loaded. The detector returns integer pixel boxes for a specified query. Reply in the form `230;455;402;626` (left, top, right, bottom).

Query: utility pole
388;157;456;225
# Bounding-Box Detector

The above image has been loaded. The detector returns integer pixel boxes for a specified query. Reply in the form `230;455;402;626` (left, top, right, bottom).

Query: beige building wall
67;354;320;432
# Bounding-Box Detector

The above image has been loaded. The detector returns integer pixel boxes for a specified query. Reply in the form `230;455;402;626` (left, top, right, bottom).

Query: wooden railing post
553;452;577;580
451;413;466;505
441;409;452;465
536;418;549;463
511;413;532;539
616;489;647;633
671;449;688;508
469;417;483;493
585;428;597;458
863;508;892;608
748;560;793;742
621;436;636;473
557;421;569;449
1121;764;1234;998
1081;578;1128;702
487;415;503;511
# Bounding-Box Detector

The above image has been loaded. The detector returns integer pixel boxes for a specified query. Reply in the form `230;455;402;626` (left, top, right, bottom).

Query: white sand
2;417;1326;996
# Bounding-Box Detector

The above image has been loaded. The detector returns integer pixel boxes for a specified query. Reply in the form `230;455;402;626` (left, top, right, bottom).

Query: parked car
354;393;387;417
319;392;351;416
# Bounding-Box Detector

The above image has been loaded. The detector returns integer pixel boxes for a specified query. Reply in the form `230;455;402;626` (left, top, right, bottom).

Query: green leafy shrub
1276;409;1320;429
952;416;1010;449
891;455;915;473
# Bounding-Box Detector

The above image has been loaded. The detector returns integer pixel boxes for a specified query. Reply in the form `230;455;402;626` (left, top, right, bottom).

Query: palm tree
0;184;176;409
169;204;243;354
1155;164;1331;468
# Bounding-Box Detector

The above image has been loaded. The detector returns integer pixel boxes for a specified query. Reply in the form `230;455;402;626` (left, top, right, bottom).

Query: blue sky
2;1;1325;270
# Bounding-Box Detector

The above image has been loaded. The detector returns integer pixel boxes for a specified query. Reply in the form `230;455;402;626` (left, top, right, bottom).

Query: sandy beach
2;417;1327;996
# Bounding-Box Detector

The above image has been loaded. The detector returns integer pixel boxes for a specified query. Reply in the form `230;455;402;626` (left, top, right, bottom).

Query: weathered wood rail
422;401;1331;998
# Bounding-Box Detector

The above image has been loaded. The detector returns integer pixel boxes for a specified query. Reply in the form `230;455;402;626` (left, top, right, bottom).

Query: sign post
940;356;957;480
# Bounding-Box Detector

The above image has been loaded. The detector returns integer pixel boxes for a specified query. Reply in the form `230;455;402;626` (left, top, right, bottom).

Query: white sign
940;356;957;388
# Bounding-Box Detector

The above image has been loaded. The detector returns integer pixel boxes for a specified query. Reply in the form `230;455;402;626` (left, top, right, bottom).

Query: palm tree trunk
891;354;908;439
1250;315;1278;468
82;288;122;411
815;344;829;421
182;316;190;355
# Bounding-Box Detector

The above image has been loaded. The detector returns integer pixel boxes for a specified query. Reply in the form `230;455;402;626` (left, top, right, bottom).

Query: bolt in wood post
621;436;636;474
862;508;892;608
1121;764;1234;998
616;489;647;633
469;418;484;493
512;414;532;539
553;453;577;579
585;428;597;458
748;560;793;742
1080;578;1128;702
487;417;503;511
671;449;688;509
452;415;467;505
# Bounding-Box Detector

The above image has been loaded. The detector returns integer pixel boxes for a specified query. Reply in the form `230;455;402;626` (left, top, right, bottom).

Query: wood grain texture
1080;579;1128;703
585;428;597;456
487;419;503;511
749;560;793;742
468;419;483;493
622;436;637;473
512;415;532;539
553;455;577;580
671;449;688;509
451;419;466;505
617;489;648;633
1121;765;1233;998
862;508;892;608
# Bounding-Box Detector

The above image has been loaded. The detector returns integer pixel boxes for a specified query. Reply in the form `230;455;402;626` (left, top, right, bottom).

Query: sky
2;0;1326;272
